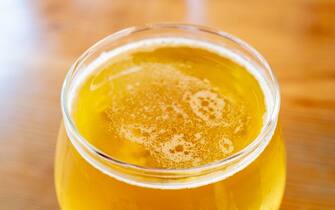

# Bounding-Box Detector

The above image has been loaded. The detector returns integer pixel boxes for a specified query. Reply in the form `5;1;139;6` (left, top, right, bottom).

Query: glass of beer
55;23;285;210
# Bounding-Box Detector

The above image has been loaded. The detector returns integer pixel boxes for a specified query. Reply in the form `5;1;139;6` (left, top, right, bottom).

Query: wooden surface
0;0;334;209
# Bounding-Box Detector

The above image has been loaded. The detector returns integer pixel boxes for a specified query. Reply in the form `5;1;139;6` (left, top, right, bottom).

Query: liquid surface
71;40;266;169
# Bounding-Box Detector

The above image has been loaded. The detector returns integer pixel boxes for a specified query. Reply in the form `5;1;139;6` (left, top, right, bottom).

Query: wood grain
0;0;334;209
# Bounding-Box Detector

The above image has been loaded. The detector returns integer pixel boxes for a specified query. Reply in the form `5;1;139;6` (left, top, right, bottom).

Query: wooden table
0;0;334;209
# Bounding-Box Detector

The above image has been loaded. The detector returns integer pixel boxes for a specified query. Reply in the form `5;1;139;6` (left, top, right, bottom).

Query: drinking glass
55;23;285;210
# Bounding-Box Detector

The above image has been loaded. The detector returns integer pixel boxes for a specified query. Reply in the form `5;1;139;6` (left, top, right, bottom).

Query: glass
55;23;285;210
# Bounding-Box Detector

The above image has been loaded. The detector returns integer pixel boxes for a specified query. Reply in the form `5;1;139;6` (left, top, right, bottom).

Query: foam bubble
160;134;195;163
219;137;234;154
119;124;157;144
194;132;202;140
160;103;189;121
187;90;225;126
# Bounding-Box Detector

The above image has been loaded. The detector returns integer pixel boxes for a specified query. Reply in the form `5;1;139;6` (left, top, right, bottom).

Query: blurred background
0;0;334;209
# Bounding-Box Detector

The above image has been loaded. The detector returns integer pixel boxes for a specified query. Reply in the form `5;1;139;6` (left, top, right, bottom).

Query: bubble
219;137;234;155
187;90;225;126
160;134;196;163
160;103;189;121
119;124;156;144
194;132;202;140
126;84;134;92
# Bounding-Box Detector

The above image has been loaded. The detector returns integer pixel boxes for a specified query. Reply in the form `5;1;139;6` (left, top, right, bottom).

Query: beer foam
100;59;250;168
119;124;157;144
187;90;226;126
159;134;197;164
68;37;272;118
219;137;234;154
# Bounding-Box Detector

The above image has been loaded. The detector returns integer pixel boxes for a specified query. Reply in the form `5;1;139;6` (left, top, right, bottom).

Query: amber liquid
55;39;286;210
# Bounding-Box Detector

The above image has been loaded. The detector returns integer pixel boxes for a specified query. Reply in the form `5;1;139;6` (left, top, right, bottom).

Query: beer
55;26;285;210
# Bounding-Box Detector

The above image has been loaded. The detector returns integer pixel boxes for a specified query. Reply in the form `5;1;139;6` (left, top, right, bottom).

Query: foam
187;90;226;126
218;137;234;154
161;103;189;121
102;61;250;168
102;64;221;168
160;134;196;164
119;124;157;144
68;37;272;120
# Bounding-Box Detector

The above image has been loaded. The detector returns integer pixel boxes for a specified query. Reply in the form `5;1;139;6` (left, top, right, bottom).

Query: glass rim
61;23;281;176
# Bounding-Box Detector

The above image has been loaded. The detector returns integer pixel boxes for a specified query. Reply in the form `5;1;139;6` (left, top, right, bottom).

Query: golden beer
55;24;285;210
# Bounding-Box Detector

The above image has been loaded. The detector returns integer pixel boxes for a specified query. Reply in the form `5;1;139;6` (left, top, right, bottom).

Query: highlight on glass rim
55;24;285;210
